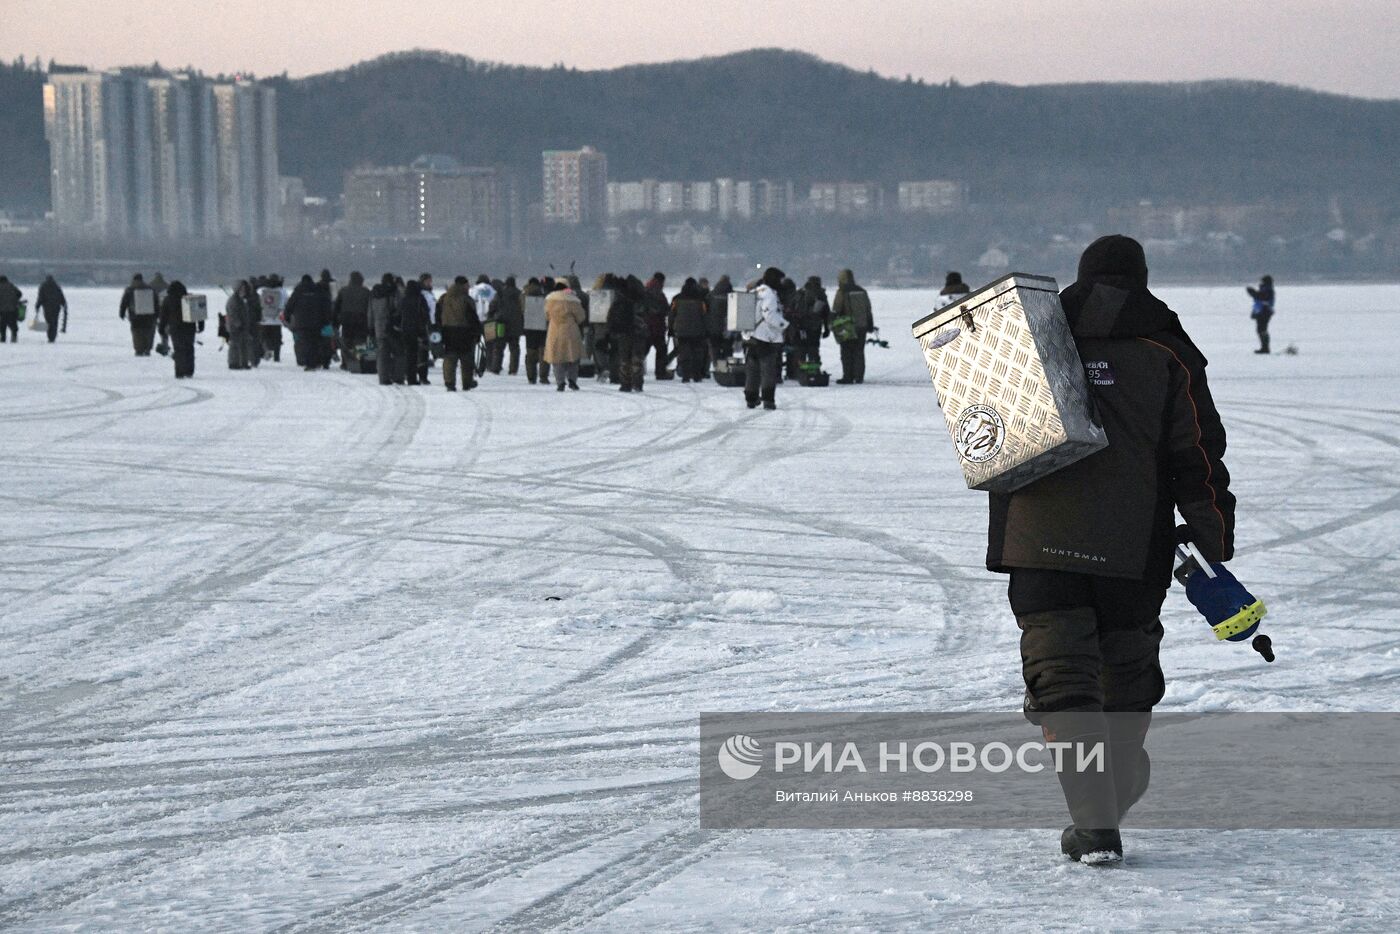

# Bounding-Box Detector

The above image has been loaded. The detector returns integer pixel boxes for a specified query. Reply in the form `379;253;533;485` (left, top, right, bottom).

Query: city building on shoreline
343;156;519;249
44;66;282;243
543;146;608;226
603;176;965;221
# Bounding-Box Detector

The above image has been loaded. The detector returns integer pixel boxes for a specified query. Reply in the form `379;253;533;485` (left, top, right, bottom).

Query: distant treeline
4;49;1400;216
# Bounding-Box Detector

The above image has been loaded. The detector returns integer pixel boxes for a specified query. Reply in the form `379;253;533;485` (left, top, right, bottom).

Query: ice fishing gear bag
713;356;746;387
798;362;830;387
132;290;156;318
346;341;377;374
830;313;857;343
911;273;1107;493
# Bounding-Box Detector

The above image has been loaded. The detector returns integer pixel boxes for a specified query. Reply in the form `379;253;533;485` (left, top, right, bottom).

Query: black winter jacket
335;281;371;332
398;287;430;337
493;284;525;338
0;281;20;315
38;278;66;312
285;283;328;332
986;276;1235;584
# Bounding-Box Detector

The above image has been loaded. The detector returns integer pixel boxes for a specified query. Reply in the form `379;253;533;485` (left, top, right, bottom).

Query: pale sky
5;0;1399;99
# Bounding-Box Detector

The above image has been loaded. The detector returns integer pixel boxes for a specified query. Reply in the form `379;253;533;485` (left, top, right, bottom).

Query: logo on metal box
955;404;1005;463
928;327;961;350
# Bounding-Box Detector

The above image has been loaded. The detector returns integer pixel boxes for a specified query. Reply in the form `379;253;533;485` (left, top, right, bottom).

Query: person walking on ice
986;235;1238;864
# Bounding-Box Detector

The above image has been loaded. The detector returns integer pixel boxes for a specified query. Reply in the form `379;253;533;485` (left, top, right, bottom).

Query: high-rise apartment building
808;181;883;216
897;180;967;213
655;181;685;214
44;69;126;236
754;179;795;218
542;146;607;225
606;180;658;216
44;68;280;242
344;156;515;247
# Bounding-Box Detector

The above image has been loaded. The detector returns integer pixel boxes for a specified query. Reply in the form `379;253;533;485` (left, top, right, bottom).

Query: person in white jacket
469;275;497;373
744;267;791;410
469;275;496;323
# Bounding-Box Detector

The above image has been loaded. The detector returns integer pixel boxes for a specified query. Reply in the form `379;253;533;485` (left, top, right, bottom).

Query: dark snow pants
840;337;867;383
377;332;405;385
744;340;780;406
170;325;197;377
1008;568;1166;720
228;328;251;369
489;335;520;374
675;336;707;381
130;318;157;354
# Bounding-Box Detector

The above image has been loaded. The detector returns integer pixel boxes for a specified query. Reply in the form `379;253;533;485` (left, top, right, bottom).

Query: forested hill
4;48;1400;212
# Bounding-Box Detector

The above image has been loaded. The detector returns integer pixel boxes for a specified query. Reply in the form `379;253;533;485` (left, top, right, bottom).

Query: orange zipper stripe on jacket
1138;337;1228;560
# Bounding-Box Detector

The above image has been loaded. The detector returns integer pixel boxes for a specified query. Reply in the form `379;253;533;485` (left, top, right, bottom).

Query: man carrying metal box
986;236;1236;863
118;273;159;355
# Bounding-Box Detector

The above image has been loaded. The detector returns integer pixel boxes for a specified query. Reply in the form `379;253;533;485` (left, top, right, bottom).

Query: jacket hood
837;269;856;289
1078;235;1148;289
1060;275;1199;357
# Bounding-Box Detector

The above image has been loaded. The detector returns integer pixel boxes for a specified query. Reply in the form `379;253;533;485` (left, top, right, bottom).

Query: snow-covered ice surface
2;284;1398;931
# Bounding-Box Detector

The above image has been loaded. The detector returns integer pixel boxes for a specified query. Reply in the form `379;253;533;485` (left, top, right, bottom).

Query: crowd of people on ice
5;265;895;410
0;266;1278;405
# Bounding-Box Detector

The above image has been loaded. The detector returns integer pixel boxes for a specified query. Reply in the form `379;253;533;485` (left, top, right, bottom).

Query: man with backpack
987;235;1237;864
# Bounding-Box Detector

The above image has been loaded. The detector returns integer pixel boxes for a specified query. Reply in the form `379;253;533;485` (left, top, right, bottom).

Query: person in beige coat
543;281;586;391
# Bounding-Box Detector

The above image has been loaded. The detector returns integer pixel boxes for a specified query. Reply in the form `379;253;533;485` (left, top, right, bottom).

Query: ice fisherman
986;235;1236;863
1247;274;1275;354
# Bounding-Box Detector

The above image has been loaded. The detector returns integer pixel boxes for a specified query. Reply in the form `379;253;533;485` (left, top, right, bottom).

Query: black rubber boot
1110;712;1152;822
1042;712;1121;862
1060;827;1123;865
